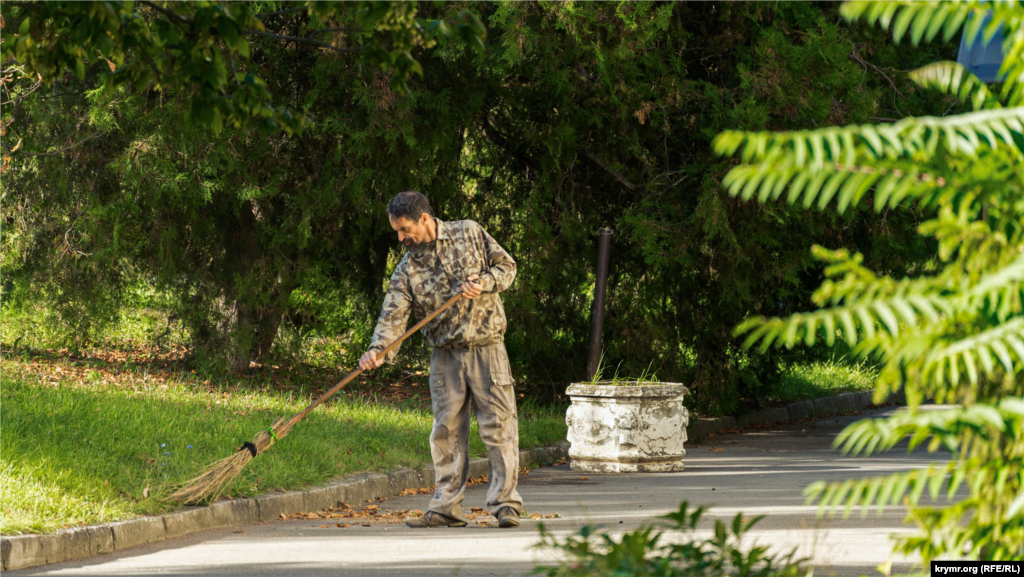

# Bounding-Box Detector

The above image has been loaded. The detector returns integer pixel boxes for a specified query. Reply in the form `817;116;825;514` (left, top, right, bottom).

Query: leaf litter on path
278;474;561;527
278;501;422;526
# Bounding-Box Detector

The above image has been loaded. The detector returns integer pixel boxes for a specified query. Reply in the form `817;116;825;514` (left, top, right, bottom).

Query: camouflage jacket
368;218;516;362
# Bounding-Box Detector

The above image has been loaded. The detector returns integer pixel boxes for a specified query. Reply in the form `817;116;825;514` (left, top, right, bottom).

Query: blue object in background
957;12;1006;83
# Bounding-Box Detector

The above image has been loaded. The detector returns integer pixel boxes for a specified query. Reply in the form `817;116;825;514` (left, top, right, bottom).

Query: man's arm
362;257;413;368
475;226;517;294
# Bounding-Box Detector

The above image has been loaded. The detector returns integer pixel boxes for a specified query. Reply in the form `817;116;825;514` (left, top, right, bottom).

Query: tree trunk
229;300;253;373
250;305;286;363
197;199;296;373
213;294;287;373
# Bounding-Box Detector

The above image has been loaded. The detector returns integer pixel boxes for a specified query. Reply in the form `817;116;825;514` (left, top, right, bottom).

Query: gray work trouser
427;342;523;522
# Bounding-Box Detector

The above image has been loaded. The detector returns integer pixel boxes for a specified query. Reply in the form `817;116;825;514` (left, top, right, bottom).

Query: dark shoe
496;506;521;528
404;511;467;528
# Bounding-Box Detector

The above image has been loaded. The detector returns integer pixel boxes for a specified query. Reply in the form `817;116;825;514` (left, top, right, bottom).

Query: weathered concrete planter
565;382;689;473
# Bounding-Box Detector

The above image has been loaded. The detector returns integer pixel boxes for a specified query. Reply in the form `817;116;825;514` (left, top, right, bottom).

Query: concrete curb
684;389;905;442
0;443;570;571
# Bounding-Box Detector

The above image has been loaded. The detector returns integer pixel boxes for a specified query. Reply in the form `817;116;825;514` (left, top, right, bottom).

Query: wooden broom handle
286;292;463;427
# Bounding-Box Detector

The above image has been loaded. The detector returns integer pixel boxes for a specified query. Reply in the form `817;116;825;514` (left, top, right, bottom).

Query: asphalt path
12;405;953;577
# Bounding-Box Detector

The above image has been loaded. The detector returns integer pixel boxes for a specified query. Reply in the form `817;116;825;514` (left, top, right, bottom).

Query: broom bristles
171;417;293;504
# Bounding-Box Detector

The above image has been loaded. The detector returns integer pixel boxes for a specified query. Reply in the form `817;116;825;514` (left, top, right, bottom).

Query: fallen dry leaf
399;486;434;496
709;447;724;452
466;474;489;486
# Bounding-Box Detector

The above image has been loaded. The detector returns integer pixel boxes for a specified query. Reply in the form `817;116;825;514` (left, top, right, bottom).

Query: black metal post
586;228;612;381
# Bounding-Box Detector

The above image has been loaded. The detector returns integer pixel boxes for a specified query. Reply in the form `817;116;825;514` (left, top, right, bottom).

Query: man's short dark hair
387;191;433;222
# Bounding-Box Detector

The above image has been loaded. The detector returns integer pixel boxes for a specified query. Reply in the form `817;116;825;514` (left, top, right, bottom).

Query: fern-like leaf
805;464;957;518
834;400;1024;458
714;108;1024;170
909;61;1002;111
927;317;1024;384
841;1;1014;47
735;266;952;350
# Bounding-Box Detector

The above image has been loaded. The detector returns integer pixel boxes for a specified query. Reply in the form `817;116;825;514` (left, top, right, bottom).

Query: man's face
390;213;430;248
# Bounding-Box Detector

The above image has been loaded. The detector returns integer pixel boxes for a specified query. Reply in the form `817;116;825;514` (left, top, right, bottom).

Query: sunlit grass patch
769;357;877;404
0;462;137;534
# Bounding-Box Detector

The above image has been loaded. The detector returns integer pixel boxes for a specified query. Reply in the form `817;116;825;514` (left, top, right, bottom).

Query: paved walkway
11;406;950;577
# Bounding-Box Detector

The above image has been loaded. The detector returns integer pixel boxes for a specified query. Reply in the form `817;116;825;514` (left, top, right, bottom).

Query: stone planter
565;382;689;473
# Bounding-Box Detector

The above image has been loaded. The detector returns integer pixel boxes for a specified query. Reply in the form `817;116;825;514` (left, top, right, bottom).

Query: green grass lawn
767;357;878;404
0;352;568;535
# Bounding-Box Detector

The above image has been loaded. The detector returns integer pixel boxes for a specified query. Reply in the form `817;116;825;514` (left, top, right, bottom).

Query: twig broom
171;293;463;504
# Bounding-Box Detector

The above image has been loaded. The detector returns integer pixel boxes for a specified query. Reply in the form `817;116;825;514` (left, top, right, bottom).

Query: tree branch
307;27;362;38
242;29;361;53
137;0;191;28
584;151;637;190
850;46;903;99
17;130;108;156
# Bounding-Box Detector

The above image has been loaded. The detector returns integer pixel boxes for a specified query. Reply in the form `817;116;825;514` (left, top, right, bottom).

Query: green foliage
805;399;1024;561
1;1;485;373
717;0;1024;565
841;1;1024;107
0;1;485;137
532;501;810;577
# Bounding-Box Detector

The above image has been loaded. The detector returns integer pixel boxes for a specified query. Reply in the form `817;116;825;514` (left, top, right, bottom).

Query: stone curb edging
0;443;570;571
684;389;907;442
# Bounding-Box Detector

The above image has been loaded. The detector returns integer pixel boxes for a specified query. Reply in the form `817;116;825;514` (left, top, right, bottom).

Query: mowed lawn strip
0;359;567;535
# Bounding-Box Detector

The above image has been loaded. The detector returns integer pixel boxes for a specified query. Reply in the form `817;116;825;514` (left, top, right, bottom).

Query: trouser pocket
487;343;516;420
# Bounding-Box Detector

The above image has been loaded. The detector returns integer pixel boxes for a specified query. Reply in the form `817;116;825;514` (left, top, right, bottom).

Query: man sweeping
359;191;523;529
